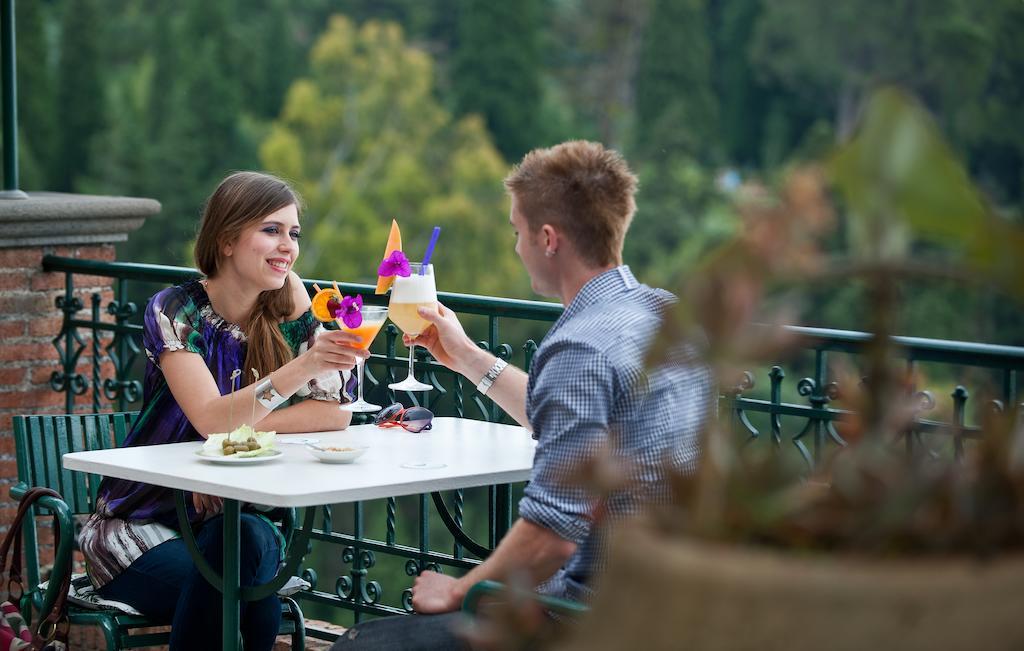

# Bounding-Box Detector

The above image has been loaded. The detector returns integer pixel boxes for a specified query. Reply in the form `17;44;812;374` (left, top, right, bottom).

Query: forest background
9;0;1024;625
13;0;1023;345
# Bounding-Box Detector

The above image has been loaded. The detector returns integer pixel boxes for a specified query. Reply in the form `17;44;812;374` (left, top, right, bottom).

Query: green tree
55;0;105;191
84;0;334;265
750;0;993;141
260;16;532;296
624;156;736;286
960;0;1024;210
451;0;544;161
79;1;176;262
140;1;180;147
709;0;815;169
232;0;304;120
14;0;56;190
261;16;530;298
627;0;729;285
545;0;647;148
95;0;254;264
155;0;250;257
80;59;154;200
635;0;718;161
333;0;456;44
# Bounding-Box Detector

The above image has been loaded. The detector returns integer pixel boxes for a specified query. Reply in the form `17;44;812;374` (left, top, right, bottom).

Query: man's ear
541;224;559;255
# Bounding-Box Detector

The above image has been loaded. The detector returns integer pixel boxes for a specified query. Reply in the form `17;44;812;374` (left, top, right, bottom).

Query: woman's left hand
192;492;223;518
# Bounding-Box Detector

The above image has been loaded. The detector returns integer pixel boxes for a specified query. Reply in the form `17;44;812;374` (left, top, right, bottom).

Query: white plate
306;445;368;464
194;449;283;465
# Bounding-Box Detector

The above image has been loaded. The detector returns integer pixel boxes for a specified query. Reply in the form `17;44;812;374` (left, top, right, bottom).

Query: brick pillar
0;193;158;650
0;244;119;425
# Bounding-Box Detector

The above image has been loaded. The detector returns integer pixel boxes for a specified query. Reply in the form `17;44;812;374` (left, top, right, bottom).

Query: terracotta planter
561;525;1024;651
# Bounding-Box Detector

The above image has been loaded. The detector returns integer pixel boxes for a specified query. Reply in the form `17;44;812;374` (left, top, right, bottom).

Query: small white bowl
306;444;368;464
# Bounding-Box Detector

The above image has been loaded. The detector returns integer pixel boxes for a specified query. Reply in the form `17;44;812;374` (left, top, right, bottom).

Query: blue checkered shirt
520;266;713;602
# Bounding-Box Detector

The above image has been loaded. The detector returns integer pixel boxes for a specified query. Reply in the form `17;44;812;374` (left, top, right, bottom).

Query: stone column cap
0;192;160;247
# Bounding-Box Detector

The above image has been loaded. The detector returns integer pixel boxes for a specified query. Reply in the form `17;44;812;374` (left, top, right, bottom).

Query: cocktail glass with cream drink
339;305;388;412
388;262;437;392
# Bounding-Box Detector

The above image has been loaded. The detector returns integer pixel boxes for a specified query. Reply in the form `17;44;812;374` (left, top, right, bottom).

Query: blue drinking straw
420;226;441;275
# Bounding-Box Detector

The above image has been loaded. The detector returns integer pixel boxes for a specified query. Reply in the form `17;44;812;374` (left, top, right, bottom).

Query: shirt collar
549;265;639;334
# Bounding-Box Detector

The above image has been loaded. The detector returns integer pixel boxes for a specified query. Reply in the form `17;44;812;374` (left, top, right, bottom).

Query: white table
62;417;535;650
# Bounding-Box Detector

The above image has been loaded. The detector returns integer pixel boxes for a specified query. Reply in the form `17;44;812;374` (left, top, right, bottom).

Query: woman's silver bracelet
254;377;288;410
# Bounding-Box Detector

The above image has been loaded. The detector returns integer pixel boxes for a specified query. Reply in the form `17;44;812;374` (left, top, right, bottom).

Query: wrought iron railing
40;255;1024;626
722;327;1024;469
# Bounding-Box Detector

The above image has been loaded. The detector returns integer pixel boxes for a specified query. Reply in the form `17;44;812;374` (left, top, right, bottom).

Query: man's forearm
453;518;576;602
457;347;531;429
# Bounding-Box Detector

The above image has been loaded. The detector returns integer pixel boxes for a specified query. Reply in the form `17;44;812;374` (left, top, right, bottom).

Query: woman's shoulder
141;279;215;353
148;278;206;318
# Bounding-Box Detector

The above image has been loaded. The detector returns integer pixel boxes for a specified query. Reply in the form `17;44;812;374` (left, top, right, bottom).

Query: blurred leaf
830;87;988;257
830;86;1024;297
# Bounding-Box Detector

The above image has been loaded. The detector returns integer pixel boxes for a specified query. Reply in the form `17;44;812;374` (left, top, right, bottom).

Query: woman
78;171;366;650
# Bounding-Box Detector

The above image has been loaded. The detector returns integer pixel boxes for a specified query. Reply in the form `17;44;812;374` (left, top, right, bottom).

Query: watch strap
475;358;509;396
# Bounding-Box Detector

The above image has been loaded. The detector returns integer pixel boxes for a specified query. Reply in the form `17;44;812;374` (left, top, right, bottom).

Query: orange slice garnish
311;287;342;322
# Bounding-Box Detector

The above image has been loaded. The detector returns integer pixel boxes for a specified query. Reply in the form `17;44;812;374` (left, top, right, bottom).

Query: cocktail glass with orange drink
336;300;388;412
387;262;437;392
311;285;388;412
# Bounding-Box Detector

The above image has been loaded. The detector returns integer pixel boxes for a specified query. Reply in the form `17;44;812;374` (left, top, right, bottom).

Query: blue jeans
330;613;470;651
97;513;283;651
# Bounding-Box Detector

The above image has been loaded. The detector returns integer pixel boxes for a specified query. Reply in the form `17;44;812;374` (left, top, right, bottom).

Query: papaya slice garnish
375;219;403;294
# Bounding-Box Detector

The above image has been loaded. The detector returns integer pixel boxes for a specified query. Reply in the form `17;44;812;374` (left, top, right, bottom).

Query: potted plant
554;88;1024;651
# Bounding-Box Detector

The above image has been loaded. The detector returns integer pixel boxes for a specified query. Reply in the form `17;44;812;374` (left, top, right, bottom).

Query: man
332;140;712;649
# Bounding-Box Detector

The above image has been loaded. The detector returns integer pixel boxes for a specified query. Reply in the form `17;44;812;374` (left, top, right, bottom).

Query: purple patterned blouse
79;279;354;588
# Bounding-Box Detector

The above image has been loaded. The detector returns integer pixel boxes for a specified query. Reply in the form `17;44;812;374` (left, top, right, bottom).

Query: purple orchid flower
334;294;363;329
377;250;412;278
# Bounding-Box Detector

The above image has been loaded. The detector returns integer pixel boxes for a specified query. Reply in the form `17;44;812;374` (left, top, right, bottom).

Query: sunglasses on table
373;403;434;433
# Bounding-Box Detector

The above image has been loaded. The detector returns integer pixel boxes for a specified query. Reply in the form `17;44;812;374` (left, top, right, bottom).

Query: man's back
522;266;713;601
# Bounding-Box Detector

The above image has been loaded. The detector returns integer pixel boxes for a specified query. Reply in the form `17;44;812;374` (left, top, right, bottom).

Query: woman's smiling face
222;203;301;291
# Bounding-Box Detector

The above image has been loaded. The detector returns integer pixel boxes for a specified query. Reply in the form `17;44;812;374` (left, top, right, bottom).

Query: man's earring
545;249;555;258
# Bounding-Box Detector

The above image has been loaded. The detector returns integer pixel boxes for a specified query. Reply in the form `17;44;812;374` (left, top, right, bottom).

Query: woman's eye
262;226;279;235
290;231;302;241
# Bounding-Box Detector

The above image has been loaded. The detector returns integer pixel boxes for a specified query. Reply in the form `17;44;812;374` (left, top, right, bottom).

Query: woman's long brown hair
194;171;302;385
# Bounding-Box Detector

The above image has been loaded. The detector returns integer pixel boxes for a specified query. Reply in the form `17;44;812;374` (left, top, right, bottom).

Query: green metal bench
11;411;306;650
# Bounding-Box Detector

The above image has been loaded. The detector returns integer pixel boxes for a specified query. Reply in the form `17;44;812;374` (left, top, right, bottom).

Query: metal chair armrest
8;481;30;501
16;492;76;619
461;580;589;617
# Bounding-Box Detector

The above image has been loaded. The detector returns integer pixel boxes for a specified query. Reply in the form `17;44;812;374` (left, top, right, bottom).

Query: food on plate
202;425;277;457
306;443;368;463
222;436;262;455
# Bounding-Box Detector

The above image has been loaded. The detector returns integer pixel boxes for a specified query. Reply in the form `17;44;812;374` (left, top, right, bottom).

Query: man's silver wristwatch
475;358;508;396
